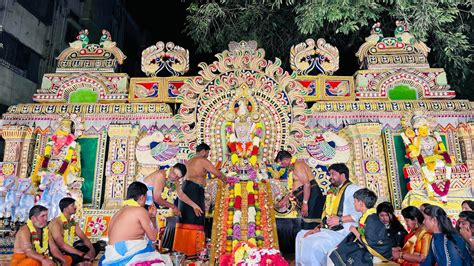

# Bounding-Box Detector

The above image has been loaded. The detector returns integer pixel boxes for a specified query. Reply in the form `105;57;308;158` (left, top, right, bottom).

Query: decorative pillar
0;126;28;178
457;122;474;190
103;124;139;209
18;127;36;178
345;123;391;203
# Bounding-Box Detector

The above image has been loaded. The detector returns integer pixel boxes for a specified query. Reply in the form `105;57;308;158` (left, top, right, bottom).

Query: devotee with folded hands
100;182;171;265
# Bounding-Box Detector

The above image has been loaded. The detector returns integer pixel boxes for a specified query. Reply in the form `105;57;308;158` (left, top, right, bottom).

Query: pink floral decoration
87;216;107;235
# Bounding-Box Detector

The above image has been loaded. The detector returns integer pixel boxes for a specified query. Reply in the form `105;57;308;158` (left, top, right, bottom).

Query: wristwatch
303;200;308;204
338;216;343;225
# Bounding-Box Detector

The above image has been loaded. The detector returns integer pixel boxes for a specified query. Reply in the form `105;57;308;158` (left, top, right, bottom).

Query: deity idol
33;117;84;218
401;111;452;203
223;84;264;181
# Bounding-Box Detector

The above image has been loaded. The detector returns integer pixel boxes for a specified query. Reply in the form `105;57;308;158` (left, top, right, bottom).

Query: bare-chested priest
173;143;228;256
12;205;71;266
101;182;171;265
49;198;95;266
275;150;326;230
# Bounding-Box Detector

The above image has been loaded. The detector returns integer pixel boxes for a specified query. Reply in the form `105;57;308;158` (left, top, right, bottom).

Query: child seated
329;188;393;265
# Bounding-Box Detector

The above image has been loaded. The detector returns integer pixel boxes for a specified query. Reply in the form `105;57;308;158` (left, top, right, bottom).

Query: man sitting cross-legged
49;197;95;265
101;181;171;265
295;163;362;266
12;205;72;266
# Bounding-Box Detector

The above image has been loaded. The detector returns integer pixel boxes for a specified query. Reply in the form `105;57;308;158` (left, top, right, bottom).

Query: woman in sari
421;205;471;266
392;206;431;266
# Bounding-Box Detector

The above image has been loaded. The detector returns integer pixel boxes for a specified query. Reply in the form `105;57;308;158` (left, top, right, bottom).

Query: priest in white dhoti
295;163;361;266
101;182;171;265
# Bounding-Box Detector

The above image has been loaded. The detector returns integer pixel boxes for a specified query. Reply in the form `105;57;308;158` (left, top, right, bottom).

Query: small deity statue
32;117;84;218
224;84;263;178
401;111;452;202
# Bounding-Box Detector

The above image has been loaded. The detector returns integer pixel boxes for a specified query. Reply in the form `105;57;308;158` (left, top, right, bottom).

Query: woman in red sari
392;206;432;265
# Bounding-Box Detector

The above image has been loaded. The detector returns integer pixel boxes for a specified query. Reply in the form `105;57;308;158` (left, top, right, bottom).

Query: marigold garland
287;157;297;191
59;213;76;246
122;199;141;207
164;168;177;191
26;219;49;254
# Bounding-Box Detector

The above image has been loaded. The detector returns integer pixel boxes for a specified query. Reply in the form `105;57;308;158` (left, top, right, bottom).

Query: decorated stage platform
0;22;473;264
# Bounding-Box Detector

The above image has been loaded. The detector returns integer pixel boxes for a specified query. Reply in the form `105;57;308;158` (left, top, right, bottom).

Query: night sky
125;1;215;76
121;2;425;83
124;1;361;77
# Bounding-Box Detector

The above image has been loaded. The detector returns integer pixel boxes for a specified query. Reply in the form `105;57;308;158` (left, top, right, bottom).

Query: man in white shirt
295;163;361;266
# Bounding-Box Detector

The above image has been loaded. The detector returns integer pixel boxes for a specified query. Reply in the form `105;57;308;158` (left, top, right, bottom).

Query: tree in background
184;0;473;99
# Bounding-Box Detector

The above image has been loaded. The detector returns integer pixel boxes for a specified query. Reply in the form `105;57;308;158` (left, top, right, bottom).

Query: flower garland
246;181;261;247
221;181;277;262
26;219;49;254
357;208;376;237
219;240;289;266
323;181;351;219
431;180;451;197
232;183;242;248
286;157;297;191
122;199;141;207
258;189;271;248
41;138;77;181
221;187;231;254
164;168;177;191
59;213;76;246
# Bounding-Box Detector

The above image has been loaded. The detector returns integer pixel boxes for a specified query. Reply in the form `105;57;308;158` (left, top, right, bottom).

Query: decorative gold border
355;68;447;74
28;129;107;209
308;100;473;113
4;103;173;115
35;73;129;103
264;182;279;250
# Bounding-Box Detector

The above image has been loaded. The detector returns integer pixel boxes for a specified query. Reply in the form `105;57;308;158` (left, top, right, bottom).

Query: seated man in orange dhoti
12;205;72;266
